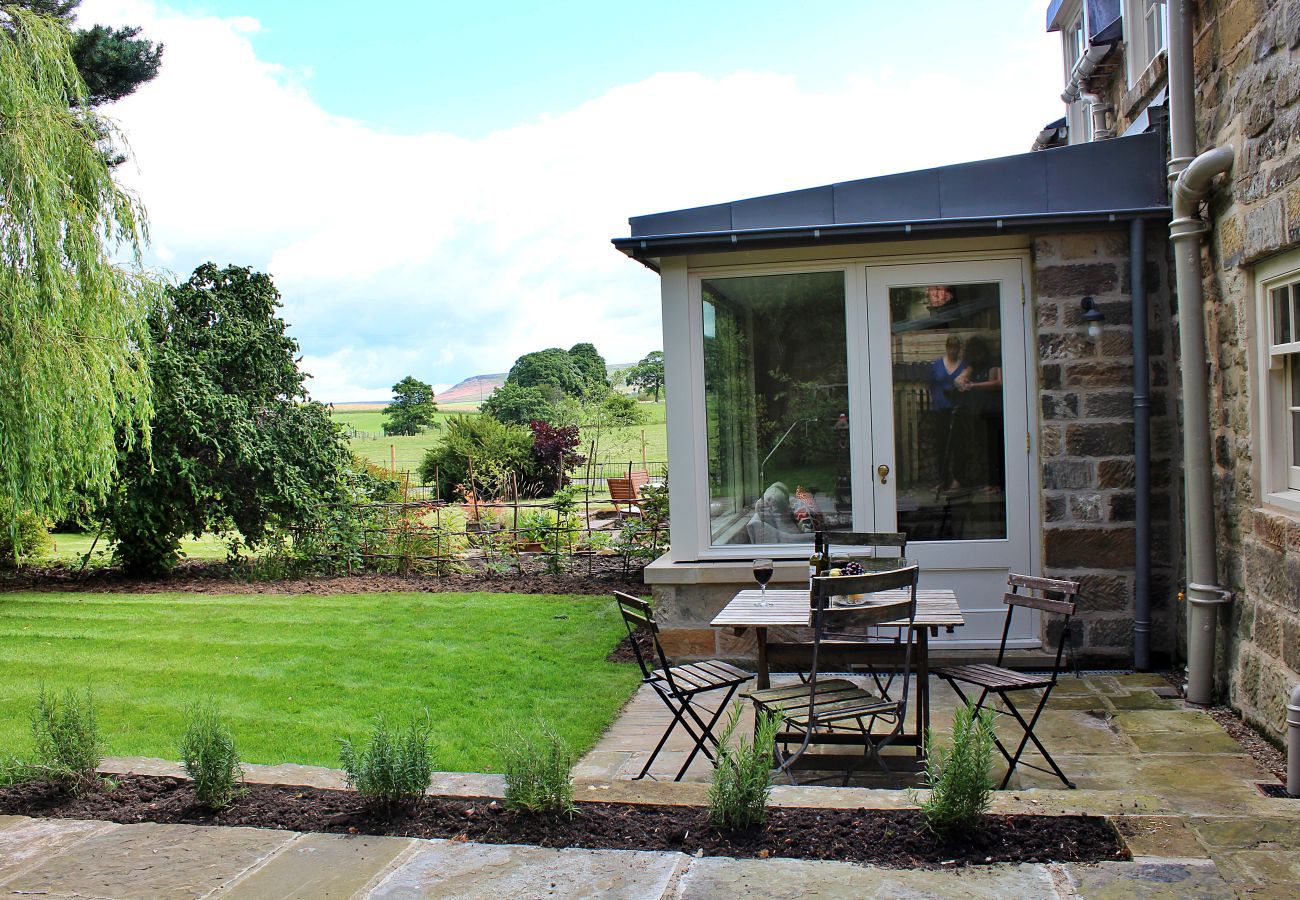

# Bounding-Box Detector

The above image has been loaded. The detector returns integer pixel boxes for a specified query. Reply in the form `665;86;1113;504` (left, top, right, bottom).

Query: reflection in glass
702;272;851;546
1274;286;1291;344
889;282;1007;541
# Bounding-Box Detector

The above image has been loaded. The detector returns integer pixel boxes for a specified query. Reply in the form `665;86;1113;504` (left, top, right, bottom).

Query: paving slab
1110;710;1228;735
220;832;417;899
1113;816;1211;860
4;822;294;899
1126;729;1246;754
1190;817;1300;850
1061;860;1234;898
1113;674;1176;689
1207;849;1300;899
0;817;111;886
1106;691;1181;711
673;857;1058;899
365;838;686;899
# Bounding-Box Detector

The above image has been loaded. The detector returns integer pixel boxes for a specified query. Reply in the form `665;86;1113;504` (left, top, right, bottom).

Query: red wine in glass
753;558;775;606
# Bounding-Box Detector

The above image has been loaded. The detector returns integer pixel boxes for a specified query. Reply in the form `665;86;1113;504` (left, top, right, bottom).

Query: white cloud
81;1;1063;401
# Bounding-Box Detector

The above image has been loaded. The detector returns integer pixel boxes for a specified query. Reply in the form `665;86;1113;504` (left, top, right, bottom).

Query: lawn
0;592;642;773
337;401;668;477
39;532;238;566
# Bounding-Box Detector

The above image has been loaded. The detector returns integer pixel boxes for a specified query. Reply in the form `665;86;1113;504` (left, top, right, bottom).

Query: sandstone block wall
1031;230;1179;662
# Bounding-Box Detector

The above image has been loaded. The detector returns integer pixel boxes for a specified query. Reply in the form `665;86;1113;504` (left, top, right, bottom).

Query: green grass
0;592;642;773
337;401;668;477
38;532;241;565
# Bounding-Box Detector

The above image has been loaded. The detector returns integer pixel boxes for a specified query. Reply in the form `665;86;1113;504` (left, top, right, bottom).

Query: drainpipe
1062;43;1115;140
1290;683;1300;797
1168;0;1234;706
1131;217;1152;671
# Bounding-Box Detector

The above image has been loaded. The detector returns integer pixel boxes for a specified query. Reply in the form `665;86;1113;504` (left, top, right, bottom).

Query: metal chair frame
613;591;750;782
752;565;919;785
934;573;1081;790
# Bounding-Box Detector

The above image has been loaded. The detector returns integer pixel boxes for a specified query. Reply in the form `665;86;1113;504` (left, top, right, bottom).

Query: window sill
1263;490;1300;518
1122;50;1168;119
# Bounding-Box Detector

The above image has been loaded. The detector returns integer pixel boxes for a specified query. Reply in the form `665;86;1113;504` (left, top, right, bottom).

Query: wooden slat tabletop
710;588;964;630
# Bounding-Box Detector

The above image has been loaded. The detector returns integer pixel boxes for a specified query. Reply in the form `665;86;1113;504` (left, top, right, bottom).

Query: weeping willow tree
0;6;159;550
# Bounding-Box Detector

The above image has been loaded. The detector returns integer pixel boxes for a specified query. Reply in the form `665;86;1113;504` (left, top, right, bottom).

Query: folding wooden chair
934;573;1081;789
750;565;919;785
613;592;751;781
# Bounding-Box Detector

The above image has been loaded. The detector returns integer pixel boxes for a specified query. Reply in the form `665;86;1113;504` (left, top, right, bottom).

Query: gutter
1167;0;1235;706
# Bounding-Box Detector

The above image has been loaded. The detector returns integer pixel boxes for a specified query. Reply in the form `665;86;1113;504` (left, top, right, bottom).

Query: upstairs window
1125;0;1168;85
1257;252;1300;506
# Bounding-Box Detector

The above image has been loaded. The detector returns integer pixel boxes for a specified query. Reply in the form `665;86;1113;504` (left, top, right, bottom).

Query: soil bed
0;775;1123;869
0;555;646;596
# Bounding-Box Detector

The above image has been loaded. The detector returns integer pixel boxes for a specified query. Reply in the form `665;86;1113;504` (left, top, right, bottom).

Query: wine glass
752;558;775;606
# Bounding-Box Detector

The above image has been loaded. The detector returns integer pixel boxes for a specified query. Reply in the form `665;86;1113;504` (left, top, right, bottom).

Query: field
336;401;668;476
0;592;642;772
39;532;241;565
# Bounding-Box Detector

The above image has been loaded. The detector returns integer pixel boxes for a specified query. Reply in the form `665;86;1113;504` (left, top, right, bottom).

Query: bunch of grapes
840;561;865;576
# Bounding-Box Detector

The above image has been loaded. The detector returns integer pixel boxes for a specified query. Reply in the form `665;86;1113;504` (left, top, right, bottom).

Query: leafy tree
480;382;555;426
599;392;646;426
626;351;665;401
417;415;537;502
383;376;438;436
567;342;608;398
9;1;162;105
506;348;586;399
98;263;353;575
0;7;159;550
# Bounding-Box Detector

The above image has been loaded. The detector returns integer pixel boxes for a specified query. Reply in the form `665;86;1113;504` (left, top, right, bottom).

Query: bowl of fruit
826;561;868;605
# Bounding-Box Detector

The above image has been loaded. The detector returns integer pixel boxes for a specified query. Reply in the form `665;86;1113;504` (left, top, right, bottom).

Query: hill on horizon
334;362;639;408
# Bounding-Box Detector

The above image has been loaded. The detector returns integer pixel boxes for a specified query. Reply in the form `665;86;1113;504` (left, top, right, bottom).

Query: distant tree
383;376;438;436
506;348;586;399
9;1;162;106
567;342;609;398
626;351;665;401
0;8;160;550
599;392;646;426
97;264;352;575
480;382;554;426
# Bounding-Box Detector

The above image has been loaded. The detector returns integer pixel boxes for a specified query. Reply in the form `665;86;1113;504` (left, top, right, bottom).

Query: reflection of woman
953;336;1004;492
928;335;964;491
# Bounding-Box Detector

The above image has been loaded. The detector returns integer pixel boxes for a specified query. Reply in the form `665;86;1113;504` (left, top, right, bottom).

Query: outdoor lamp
1080;295;1105;338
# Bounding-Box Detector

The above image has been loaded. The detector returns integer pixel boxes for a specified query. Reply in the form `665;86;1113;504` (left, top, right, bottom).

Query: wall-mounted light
1081;295;1105;339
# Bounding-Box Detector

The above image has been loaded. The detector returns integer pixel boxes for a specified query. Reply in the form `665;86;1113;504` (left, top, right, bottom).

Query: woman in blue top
929;334;965;492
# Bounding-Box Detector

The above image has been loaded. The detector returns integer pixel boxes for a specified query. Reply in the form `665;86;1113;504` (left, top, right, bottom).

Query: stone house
613;0;1300;743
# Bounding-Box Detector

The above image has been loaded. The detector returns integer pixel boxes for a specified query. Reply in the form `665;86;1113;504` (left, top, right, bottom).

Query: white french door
854;259;1037;647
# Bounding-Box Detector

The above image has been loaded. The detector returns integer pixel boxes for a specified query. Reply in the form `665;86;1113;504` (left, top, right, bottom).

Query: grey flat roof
613;131;1169;262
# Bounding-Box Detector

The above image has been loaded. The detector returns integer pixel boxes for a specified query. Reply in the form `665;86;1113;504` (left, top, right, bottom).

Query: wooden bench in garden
607;471;650;519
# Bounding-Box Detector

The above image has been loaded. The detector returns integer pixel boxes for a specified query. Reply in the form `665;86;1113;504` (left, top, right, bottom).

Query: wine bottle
809;531;824;580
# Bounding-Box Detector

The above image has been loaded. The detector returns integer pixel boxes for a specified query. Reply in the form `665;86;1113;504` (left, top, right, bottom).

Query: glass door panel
887;282;1007;541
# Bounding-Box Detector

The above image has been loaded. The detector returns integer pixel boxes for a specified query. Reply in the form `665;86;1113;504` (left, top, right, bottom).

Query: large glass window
701;271;851;546
888;282;1007;541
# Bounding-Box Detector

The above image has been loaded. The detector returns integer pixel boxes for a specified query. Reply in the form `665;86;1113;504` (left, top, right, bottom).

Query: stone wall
1192;0;1300;740
1031;230;1179;662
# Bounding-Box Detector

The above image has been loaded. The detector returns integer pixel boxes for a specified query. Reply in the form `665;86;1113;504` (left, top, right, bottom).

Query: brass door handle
877;464;890;484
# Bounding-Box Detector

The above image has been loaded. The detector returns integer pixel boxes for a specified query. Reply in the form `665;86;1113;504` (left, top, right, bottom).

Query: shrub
502;724;574;815
528;420;586;493
0;510;53;565
598;392;646;426
31;686;101;792
708;708;779;830
339;713;435;813
914;702;997;837
178;701;242;809
481;382;556;426
418;415;537;502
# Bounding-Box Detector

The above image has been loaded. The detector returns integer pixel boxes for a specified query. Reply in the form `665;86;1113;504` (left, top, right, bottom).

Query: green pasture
38;532;240;566
0;591;642;773
336;401;668;476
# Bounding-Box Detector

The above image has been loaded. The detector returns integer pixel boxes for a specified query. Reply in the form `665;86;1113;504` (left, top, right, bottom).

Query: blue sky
82;0;1064;400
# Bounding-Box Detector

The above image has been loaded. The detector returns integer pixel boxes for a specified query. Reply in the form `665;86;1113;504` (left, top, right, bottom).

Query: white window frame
1255;250;1300;513
1060;1;1092;144
1124;0;1168;87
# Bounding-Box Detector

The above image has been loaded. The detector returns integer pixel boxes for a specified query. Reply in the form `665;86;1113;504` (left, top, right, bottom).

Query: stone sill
644;552;815;586
1122;51;1168;120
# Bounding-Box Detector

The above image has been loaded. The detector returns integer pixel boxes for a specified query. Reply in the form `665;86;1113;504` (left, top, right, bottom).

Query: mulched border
0;556;646;597
0;774;1125;870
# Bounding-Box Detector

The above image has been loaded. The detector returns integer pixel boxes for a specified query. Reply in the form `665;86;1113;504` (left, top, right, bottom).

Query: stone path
0;812;1270;898
2;674;1296;897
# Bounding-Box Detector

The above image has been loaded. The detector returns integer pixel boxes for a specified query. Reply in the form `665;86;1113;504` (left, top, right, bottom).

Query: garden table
710;587;963;755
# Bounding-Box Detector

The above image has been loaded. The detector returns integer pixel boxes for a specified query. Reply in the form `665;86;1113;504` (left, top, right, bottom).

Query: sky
79;0;1066;401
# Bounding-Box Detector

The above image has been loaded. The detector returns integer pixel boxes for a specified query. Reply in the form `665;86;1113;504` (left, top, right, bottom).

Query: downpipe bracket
1185;582;1234;606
